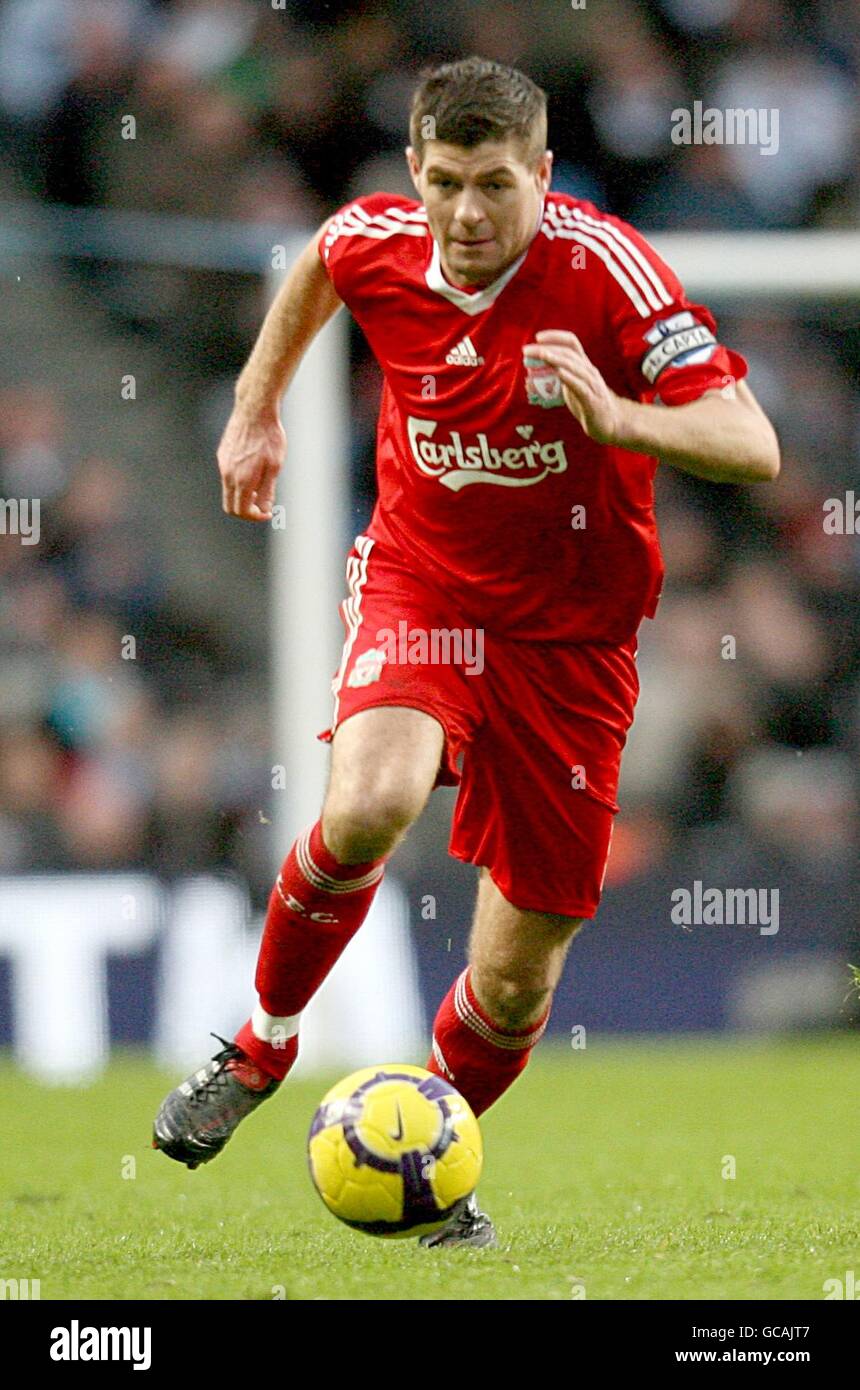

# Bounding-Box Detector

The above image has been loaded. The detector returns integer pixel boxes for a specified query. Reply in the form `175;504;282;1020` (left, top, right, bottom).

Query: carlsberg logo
407;416;568;491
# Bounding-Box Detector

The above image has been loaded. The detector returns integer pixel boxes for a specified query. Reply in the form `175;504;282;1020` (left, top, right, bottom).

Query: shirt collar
424;196;547;317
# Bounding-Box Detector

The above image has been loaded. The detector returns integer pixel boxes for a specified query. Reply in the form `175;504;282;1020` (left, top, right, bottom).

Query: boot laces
188;1034;242;1104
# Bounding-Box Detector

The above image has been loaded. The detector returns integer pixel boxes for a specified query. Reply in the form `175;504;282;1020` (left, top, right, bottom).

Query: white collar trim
424;198;545;317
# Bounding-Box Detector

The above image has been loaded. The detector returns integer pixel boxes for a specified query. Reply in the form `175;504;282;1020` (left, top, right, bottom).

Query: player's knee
474;969;553;1032
322;781;423;863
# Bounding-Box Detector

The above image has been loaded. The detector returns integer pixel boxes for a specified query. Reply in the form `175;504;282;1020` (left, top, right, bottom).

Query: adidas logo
445;335;484;367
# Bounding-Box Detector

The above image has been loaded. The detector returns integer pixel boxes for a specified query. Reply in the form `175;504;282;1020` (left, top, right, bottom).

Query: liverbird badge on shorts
523;355;565;408
346;647;387;688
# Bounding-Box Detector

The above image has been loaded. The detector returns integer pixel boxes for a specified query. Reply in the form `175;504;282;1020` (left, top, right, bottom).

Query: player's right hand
217;405;286;522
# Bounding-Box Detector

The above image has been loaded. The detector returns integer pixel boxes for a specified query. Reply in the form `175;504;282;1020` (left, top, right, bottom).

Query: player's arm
219;225;343;521
613;375;780;483
523;330;780;484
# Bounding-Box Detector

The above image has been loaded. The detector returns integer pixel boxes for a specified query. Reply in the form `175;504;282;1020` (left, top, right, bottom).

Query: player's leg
153;706;443;1168
470;869;584;1031
419;871;583;1249
236;704;443;1074
427;869;583;1118
427;636;632;1123
321;705;444;861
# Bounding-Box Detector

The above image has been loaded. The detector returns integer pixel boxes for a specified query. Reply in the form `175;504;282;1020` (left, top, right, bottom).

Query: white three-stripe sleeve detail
566;218;668;312
556;229;652;318
571;209;673;307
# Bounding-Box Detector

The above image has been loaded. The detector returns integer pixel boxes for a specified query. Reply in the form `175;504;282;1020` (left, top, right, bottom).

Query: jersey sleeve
318;192;408;309
593;210;748;406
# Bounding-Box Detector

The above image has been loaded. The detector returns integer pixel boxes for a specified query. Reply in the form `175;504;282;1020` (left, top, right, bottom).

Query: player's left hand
523;330;626;445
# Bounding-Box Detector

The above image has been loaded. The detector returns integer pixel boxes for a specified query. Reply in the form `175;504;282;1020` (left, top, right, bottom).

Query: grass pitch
1;1037;857;1301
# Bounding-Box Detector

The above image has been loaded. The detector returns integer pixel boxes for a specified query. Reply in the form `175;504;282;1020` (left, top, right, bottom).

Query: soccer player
153;57;779;1247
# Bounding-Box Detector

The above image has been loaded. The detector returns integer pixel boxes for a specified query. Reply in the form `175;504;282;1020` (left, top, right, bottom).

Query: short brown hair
409;56;548;166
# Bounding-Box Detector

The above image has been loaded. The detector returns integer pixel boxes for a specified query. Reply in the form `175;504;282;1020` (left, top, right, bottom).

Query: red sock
425;966;550;1117
235;820;385;1080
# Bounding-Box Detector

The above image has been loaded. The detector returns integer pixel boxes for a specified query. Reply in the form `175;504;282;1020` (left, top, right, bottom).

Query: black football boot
152;1035;281;1170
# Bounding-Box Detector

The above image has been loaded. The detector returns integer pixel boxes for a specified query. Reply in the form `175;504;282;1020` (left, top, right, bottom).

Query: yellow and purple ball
307;1064;483;1238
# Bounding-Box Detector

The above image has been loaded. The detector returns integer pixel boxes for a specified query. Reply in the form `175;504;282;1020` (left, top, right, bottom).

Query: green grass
1;1037;857;1300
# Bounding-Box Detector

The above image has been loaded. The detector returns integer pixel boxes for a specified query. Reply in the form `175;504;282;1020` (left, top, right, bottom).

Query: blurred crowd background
0;0;858;1032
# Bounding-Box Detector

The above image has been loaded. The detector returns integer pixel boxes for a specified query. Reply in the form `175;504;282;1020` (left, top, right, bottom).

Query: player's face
407;137;552;288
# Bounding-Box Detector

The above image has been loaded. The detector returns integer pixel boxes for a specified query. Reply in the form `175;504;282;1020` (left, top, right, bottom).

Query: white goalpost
651;231;860;298
268;247;351;855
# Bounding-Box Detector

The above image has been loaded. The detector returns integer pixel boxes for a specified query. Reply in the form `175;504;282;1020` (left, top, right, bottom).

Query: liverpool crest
523;355;564;408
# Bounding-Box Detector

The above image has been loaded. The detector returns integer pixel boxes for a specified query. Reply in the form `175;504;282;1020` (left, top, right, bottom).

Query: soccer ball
307;1064;483;1238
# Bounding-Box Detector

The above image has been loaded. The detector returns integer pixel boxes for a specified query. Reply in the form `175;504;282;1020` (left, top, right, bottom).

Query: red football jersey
319;191;747;644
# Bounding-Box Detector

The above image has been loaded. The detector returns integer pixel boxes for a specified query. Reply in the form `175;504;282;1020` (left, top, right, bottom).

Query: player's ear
538;150;553;193
405;146;422;191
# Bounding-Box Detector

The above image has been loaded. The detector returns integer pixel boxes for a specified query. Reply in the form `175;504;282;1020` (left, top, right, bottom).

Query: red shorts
318;535;640;918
